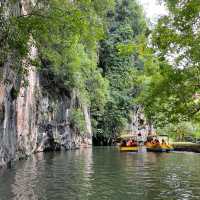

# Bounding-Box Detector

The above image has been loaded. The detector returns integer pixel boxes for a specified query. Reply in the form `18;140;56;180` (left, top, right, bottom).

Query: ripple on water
1;149;200;200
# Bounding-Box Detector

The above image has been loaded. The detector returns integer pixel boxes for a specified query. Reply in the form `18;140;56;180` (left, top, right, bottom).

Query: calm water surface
0;147;200;200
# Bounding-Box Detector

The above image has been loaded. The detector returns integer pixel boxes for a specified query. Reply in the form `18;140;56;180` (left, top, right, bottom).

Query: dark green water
1;147;200;200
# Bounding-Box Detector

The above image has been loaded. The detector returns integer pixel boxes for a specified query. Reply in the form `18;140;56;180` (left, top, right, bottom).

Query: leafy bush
69;108;86;135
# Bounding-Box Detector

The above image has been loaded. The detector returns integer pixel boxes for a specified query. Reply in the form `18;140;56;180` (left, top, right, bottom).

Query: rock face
126;105;154;141
0;0;92;168
0;63;92;167
0;61;92;167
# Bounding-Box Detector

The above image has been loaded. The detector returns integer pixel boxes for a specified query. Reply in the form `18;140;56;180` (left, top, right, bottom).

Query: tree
150;0;200;122
94;0;147;138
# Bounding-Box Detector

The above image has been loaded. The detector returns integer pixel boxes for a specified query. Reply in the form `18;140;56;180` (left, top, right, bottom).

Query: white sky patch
138;0;168;25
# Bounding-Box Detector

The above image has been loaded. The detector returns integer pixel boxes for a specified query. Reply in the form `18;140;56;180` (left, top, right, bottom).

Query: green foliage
137;60;196;126
1;0;112;103
134;0;200;137
95;0;147;137
0;0;114;137
157;121;199;142
69;108;86;135
150;0;200;121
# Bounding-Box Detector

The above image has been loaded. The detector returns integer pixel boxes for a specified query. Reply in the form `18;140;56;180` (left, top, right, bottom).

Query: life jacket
126;140;132;147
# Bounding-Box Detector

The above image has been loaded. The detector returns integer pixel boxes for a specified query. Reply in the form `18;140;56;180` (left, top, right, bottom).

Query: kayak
146;143;173;153
119;146;138;152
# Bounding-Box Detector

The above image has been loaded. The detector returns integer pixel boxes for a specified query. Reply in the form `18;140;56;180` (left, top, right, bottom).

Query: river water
0;147;200;200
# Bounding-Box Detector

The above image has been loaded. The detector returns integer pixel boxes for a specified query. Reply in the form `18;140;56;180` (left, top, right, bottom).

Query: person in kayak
120;140;127;147
126;139;137;147
162;139;167;145
126;139;133;147
132;140;137;147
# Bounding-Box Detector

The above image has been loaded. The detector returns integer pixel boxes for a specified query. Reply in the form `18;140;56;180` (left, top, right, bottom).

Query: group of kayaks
119;138;174;153
119;143;173;152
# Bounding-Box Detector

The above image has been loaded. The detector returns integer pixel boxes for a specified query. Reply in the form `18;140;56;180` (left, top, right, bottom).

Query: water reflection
1;148;200;200
12;154;40;200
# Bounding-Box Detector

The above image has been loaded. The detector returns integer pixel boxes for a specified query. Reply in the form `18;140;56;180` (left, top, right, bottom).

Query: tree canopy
93;0;147;138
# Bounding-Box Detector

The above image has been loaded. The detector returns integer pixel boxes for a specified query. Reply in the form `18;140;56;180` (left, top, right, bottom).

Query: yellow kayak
119;146;138;152
146;143;173;152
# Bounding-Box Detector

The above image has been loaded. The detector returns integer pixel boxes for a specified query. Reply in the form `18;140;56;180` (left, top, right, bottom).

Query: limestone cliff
0;0;92;167
126;105;155;141
0;60;92;168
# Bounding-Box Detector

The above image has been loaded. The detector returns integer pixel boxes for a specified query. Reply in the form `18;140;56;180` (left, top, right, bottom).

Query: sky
138;0;168;25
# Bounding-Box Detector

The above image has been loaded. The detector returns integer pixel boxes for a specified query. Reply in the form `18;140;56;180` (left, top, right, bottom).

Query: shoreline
172;142;200;153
